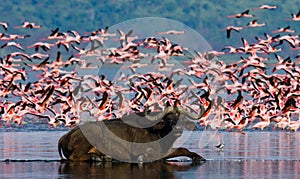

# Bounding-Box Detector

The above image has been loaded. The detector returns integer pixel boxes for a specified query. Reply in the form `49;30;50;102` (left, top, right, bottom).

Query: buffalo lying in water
58;105;206;163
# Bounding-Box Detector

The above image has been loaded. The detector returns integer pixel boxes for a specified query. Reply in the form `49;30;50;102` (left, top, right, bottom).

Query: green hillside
1;0;299;50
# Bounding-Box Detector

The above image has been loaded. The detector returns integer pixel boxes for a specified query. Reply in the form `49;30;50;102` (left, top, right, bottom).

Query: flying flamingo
223;26;244;39
227;10;254;18
15;21;42;28
244;19;267;28
44;27;65;40
87;26;116;37
27;108;66;127
0;34;30;41
0;22;8;31
253;5;278;10
252;115;271;130
289;10;300;21
271;26;296;34
234;116;251;133
1;42;24;51
7;52;31;61
27;42;55;52
157;30;185;35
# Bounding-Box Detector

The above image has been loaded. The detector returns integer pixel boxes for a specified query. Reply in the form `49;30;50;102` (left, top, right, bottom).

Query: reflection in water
195;160;300;178
195;131;300;161
1;160;299;178
1;130;300;178
1;162;62;178
0;131;64;160
59;161;202;179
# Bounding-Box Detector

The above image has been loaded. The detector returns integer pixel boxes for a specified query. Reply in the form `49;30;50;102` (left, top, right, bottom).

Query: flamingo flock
0;5;299;133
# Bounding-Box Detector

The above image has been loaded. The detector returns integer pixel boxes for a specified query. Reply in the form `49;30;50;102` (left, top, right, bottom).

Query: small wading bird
215;142;225;150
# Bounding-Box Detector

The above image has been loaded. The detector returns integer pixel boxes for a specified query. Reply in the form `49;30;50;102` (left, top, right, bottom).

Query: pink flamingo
244;19;267;28
252;115;271;130
290;10;300;21
0;22;8;31
15;21;42;28
271;26;296;34
227;9;254;18
223;26;244;39
253;5;278;10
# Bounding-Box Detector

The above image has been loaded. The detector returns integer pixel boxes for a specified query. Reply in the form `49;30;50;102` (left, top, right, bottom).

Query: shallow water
1;128;300;178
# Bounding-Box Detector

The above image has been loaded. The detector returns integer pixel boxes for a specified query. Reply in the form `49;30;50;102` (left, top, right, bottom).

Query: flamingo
88;26;116;37
273;115;290;130
157;30;185;35
117;29;139;45
255;33;280;45
288;111;300;132
56;40;71;51
234;116;250;133
277;34;299;48
0;22;8;31
44;27;65;40
271;26;296;34
227;10;254;18
0;34;30;41
81;35;108;49
222;45;240;54
253;5;278;10
252;115;271;130
29;53;50;59
151;49;170;67
281;97;298;114
15;21;42;28
262;43;282;53
223;26;244;39
85;91;113;119
238;37;253;53
290;10;300;21
27;42;55;52
27;109;66;127
244;19;267;28
24;56;50;70
6;52;31;61
36;85;55;113
57;30;82;46
1;42;24;51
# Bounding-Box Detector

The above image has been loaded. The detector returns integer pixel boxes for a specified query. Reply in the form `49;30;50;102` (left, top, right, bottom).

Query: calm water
1;127;300;178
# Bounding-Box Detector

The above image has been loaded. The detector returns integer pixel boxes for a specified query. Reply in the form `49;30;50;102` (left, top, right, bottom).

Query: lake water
1;126;300;178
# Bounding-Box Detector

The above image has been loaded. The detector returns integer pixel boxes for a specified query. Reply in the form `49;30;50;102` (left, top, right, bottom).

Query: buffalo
58;105;206;163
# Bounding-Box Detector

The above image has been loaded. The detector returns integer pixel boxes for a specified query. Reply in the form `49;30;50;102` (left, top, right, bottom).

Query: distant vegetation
1;0;300;50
